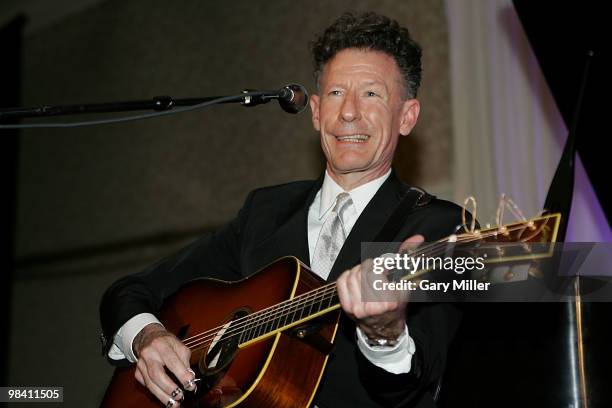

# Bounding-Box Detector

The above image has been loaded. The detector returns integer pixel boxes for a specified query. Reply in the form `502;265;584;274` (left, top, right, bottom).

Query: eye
365;91;378;97
329;90;342;96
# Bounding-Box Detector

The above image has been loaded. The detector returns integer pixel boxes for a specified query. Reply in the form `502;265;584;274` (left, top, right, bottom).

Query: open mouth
334;134;370;142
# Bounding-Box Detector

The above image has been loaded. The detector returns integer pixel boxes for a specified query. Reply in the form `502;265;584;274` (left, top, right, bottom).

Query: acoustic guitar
101;213;560;407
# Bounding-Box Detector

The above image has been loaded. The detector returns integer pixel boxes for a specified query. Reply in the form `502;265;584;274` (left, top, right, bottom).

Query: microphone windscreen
279;84;309;114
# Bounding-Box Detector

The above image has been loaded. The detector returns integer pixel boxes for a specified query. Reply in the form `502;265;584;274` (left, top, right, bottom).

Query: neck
326;165;391;191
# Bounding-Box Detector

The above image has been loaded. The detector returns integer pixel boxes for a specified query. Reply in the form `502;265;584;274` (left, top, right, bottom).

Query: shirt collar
317;169;392;219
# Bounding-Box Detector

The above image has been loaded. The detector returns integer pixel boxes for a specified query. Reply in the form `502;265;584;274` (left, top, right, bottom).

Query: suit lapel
248;175;323;269
326;172;406;282
247;171;406;280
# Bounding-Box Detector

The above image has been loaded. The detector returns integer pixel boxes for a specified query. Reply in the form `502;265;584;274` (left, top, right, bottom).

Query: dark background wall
3;1;452;406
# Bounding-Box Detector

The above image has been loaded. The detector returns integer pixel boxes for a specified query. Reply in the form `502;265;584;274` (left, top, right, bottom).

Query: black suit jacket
100;172;465;407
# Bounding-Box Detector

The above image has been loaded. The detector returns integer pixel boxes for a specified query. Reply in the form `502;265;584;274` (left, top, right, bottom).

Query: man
101;12;465;407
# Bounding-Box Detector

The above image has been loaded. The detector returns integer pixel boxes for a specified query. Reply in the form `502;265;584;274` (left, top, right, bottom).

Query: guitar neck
237;213;561;348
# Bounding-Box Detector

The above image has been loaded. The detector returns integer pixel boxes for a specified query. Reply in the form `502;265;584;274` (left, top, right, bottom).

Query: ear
310;94;321;131
398;99;420;136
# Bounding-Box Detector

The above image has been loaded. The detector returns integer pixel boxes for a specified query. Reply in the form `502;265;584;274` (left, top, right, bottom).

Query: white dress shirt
307;169;414;374
109;169;415;374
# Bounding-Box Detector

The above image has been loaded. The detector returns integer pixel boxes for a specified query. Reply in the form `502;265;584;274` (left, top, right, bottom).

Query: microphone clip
240;89;275;107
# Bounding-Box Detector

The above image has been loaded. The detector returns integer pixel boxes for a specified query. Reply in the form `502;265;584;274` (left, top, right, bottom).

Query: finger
139;359;178;407
336;270;354;316
134;366;145;386
176;348;195;391
177;344;191;368
147;356;184;402
144;334;191;391
399;234;425;253
161;346;192;396
139;339;185;401
184;368;197;392
345;269;367;318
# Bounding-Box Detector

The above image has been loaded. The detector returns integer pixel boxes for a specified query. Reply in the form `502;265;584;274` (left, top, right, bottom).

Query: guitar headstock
452;213;562;267
387;194;563;284
457;212;561;244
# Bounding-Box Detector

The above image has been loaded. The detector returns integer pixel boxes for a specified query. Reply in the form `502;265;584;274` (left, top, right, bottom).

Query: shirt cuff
356;324;416;374
108;313;163;363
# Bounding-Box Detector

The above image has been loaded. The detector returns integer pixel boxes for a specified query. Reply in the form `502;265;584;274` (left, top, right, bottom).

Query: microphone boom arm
0;84;308;121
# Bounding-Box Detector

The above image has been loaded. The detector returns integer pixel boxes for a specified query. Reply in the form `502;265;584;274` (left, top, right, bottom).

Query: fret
281;301;292;328
322;291;329;310
244;313;255;343
271;304;282;332
253;310;265;339
291;298;301;325
261;308;273;337
262;303;281;337
306;294;315;317
327;290;335;309
315;290;325;313
297;299;306;322
281;299;291;328
273;296;299;333
238;320;244;344
250;313;259;341
265;305;278;334
287;298;299;326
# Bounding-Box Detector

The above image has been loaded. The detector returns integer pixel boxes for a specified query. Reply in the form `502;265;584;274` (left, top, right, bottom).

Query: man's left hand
336;234;424;344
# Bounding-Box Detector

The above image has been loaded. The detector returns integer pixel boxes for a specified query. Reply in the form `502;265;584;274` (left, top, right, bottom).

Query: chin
331;151;373;167
330;160;372;174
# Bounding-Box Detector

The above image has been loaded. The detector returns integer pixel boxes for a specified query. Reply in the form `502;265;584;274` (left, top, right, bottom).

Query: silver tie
311;192;353;279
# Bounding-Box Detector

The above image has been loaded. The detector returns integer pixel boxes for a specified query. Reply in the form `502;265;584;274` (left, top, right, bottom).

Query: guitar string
182;223;541;351
181;234;457;348
182;243;453;350
180;230;475;347
181;237;443;347
188;288;340;354
180;214;553;346
182;280;338;348
182;222;547;351
182;224;536;352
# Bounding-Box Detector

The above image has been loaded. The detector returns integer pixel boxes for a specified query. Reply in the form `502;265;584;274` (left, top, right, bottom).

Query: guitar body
102;256;340;407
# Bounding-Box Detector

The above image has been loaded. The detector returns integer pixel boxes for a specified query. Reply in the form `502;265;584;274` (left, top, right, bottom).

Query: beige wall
10;1;452;406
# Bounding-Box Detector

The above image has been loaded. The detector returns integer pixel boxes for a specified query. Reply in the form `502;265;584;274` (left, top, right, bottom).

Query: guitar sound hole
193;308;250;398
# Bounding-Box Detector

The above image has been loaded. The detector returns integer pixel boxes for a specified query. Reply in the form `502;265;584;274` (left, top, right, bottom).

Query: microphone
242;84;309;114
277;84;309;114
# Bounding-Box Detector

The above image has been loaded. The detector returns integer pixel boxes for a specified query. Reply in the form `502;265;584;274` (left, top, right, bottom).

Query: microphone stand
0;89;281;121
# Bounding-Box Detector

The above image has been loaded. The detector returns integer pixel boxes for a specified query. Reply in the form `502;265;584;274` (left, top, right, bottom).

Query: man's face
310;48;420;186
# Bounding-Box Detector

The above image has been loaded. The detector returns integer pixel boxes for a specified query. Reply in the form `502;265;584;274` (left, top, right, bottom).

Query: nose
340;91;361;123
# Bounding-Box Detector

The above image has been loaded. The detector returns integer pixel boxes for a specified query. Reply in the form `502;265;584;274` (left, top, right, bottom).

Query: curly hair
310;12;422;99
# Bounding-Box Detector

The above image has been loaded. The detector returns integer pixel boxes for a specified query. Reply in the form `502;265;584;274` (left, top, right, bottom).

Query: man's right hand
133;323;195;406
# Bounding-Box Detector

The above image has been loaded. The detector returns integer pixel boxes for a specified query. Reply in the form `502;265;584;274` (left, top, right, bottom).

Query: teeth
336;134;369;142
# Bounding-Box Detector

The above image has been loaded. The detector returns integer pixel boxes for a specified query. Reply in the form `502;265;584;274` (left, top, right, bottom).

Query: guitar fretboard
238;284;339;346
